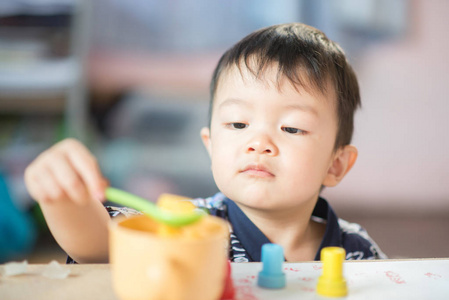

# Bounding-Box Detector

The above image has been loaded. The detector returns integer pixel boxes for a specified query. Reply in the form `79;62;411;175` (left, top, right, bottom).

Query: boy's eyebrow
218;98;251;109
284;103;318;116
218;98;318;116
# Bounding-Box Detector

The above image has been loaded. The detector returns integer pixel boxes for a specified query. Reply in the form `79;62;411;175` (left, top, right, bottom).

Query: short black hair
209;23;361;149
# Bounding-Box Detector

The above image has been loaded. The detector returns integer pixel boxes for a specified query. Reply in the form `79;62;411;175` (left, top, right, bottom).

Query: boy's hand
24;138;108;206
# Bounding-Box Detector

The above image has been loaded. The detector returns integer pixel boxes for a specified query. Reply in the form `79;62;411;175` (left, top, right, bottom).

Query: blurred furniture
99;90;218;200
0;0;90;140
0;171;36;263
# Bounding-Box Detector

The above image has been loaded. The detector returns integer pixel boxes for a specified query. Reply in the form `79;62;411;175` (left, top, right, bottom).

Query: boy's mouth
240;164;274;178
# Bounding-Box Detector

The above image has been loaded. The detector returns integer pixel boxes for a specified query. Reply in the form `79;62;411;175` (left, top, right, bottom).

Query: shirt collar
225;196;341;262
312;197;342;260
225;198;270;261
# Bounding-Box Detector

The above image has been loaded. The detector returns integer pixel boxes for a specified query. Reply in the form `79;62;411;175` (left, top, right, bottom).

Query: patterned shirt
67;193;386;264
190;193;387;262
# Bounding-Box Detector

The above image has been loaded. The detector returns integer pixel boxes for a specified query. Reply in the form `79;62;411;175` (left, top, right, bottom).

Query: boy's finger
37;165;69;204
60;140;107;201
29;182;51;205
50;152;91;206
24;165;51;204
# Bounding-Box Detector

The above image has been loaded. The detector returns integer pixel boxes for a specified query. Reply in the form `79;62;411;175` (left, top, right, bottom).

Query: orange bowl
109;214;229;300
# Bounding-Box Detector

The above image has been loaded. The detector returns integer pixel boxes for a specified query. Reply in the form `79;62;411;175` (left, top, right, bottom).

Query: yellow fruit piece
156;193;195;237
157;193;195;214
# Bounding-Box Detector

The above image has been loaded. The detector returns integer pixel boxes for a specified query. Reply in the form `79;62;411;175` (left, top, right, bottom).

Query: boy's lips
240;164;274;178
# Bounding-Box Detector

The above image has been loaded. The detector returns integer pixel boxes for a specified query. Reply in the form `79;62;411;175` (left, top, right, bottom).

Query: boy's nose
246;134;278;156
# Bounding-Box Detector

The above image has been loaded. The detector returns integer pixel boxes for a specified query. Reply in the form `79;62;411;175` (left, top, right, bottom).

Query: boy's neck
235;200;326;262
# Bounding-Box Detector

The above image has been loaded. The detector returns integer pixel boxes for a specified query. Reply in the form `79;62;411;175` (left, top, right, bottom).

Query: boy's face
201;64;356;213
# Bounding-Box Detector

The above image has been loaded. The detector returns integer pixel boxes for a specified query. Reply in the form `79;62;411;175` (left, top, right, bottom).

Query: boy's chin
232;193;281;211
230;189;320;212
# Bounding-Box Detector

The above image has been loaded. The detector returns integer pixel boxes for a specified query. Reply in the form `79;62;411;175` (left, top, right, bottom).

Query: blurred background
0;0;447;263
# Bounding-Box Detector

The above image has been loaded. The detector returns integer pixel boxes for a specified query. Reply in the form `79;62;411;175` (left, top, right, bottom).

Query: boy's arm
39;197;111;263
24;138;110;263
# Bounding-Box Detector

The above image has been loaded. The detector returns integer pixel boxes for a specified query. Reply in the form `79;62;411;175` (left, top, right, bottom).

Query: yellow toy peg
316;247;348;297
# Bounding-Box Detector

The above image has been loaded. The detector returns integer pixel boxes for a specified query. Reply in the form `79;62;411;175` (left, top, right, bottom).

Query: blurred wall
2;0;447;215
322;0;449;215
88;0;449;214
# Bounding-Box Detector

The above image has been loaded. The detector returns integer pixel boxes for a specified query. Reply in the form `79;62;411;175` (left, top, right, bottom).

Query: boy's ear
200;127;212;157
323;145;358;187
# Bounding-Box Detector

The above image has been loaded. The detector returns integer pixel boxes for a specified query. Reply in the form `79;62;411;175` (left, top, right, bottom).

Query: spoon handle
105;187;204;227
105;187;158;215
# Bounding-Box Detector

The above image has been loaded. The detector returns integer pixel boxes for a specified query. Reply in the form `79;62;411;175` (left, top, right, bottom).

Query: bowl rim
108;214;230;245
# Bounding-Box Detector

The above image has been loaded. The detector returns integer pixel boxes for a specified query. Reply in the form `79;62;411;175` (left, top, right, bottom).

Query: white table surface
1;259;448;300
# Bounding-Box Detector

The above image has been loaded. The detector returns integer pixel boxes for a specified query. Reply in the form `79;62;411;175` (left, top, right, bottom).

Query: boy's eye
282;127;305;135
229;122;248;129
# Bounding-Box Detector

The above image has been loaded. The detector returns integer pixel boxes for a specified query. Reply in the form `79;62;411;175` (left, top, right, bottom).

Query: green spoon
105;187;204;227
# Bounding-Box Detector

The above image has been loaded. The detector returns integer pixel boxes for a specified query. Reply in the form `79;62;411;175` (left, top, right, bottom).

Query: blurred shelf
0;0;91;140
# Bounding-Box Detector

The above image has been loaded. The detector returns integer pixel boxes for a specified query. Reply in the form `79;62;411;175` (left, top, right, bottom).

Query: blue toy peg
257;243;286;289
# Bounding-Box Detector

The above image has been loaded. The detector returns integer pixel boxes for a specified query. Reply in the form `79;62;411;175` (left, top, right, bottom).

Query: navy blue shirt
67;193;386;264
192;193;386;262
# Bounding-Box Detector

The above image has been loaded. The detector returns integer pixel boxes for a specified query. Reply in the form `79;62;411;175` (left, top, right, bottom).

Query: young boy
24;23;386;264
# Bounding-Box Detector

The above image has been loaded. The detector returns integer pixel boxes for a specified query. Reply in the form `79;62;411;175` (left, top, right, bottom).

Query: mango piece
156;193;195;237
157;193;195;214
